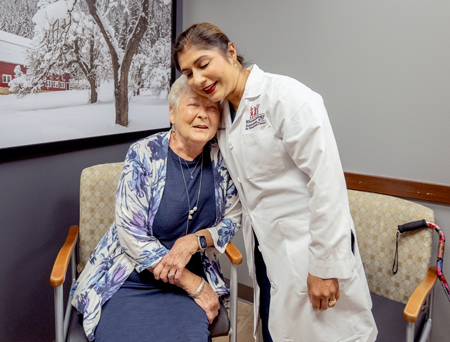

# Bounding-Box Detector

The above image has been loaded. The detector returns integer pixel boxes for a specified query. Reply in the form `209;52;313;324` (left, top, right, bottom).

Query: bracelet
188;278;206;298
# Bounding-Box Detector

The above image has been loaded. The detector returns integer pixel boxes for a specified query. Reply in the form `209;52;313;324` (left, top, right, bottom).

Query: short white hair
167;75;190;112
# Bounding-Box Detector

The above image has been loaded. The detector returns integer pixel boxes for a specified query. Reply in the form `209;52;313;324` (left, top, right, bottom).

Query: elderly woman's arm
115;142;170;272
153;231;213;283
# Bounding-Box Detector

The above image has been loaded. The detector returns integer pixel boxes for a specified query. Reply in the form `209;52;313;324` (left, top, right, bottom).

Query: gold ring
328;299;337;307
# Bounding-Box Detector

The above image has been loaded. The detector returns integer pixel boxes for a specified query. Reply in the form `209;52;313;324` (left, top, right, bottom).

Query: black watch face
199;236;207;249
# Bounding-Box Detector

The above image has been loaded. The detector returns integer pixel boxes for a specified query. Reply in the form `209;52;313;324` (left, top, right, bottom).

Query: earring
171;124;175;133
234;60;237;67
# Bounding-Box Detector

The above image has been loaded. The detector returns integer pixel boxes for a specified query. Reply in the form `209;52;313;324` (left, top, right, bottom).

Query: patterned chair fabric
77;162;124;273
348;189;434;304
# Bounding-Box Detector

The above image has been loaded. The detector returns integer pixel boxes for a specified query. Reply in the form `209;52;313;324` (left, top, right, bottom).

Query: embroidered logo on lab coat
246;104;266;130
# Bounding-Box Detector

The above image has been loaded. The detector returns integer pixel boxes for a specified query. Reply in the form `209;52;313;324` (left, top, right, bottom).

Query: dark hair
173;22;245;72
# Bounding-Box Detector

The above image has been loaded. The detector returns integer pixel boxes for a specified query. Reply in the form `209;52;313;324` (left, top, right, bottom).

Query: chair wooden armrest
403;266;438;322
225;242;243;265
50;225;79;287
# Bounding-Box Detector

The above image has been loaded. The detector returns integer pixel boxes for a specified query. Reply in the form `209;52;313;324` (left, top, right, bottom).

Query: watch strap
194;233;206;252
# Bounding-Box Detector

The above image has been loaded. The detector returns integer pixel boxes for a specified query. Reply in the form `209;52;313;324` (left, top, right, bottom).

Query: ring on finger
328;299;337;307
168;272;175;279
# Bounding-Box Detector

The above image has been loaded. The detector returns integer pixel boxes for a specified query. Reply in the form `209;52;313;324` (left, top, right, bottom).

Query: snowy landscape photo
0;0;172;149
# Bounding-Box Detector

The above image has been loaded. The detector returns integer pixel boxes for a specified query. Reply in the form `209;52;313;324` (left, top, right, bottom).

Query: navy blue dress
94;146;216;342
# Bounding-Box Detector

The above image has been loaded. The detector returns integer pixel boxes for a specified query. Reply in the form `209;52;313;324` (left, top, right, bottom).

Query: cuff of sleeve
207;226;226;254
308;254;356;279
134;248;169;273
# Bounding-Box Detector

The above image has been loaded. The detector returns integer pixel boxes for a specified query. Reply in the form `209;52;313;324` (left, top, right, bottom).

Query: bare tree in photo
85;0;161;127
10;0;75;97
12;0;105;104
65;9;108;103
129;0;171;97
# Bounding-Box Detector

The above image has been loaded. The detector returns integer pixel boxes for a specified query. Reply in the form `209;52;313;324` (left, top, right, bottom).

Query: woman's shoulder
131;130;170;148
246;64;317;98
259;70;324;109
128;130;170;161
266;71;318;96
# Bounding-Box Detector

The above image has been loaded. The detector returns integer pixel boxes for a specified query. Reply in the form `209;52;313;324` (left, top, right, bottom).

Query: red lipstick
203;82;217;95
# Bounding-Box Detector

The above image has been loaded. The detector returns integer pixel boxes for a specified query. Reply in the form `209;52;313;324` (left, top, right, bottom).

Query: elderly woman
70;75;241;342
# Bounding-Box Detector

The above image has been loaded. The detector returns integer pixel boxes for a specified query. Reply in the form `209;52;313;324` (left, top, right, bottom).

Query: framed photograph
0;0;182;158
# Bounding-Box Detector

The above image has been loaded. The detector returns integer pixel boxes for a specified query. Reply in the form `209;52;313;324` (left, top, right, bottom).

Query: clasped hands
307;273;340;311
153;234;198;284
150;234;220;324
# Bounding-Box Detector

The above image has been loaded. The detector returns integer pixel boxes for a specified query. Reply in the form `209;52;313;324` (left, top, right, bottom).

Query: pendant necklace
182;152;202;179
173;136;203;234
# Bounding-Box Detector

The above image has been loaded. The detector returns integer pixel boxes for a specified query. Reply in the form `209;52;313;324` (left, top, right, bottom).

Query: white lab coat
216;65;377;342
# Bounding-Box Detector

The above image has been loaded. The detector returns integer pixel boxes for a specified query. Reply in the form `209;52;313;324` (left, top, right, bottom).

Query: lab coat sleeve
269;78;355;279
207;153;242;254
115;142;169;273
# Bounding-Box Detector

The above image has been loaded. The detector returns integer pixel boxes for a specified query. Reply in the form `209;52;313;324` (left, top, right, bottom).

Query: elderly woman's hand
163;268;220;324
153;234;198;283
193;281;220;324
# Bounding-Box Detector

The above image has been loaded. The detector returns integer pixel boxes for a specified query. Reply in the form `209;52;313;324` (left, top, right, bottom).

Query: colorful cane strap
426;221;450;301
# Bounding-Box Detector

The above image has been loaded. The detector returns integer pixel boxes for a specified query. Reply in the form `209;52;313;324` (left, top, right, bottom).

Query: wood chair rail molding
345;172;450;206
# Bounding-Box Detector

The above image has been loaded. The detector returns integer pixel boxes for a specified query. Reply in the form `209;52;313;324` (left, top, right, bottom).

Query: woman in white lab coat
173;23;377;342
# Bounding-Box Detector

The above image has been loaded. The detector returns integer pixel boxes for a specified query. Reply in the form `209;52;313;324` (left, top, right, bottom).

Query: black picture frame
0;0;183;163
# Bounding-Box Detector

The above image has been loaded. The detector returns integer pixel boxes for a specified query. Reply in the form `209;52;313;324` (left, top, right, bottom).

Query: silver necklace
172;134;201;178
173;137;203;234
183;154;202;179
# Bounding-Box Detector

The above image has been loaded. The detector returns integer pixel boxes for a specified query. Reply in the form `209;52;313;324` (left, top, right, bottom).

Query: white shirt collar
242;64;264;101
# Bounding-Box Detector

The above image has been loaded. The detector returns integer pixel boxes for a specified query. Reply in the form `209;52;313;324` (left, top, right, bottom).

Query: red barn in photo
0;30;70;95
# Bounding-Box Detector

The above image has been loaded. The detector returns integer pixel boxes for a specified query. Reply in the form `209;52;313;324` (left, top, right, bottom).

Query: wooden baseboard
237;282;254;303
225;278;254;303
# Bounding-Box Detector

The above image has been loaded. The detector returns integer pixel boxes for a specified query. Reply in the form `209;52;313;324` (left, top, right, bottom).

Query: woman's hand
193;281;220;324
153;234;198;283
152;260;220;324
307;273;340;311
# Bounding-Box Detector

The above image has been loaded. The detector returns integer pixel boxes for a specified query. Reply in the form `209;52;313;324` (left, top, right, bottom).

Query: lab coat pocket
277;219;309;294
241;130;284;179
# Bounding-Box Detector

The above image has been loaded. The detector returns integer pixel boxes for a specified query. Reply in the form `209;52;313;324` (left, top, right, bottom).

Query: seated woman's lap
94;271;211;342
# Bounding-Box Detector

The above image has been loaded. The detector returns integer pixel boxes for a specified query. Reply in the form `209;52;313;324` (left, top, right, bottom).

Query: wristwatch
194;233;207;252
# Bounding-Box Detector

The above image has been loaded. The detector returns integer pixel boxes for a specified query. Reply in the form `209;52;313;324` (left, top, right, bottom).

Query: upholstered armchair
51;163;242;342
348;189;437;342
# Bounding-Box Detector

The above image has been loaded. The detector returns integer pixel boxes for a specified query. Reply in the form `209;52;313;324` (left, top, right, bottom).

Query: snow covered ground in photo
0;83;169;149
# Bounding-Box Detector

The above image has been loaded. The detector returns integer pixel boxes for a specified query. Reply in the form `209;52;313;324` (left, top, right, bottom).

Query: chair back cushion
348;190;434;304
77;162;124;273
